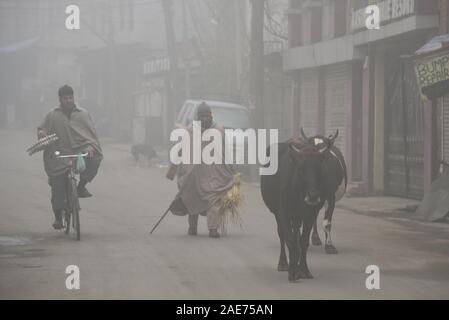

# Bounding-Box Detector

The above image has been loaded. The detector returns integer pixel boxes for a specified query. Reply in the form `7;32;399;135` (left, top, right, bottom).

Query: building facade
284;0;440;199
440;0;449;169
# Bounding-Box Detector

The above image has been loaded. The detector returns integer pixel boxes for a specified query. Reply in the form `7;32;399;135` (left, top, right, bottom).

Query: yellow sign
415;53;449;88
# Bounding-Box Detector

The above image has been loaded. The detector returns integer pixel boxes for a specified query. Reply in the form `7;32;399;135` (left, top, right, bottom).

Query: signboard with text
415;53;449;89
143;57;170;76
351;0;415;31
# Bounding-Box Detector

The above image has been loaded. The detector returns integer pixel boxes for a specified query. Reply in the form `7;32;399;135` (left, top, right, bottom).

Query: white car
175;99;252;172
175;99;250;130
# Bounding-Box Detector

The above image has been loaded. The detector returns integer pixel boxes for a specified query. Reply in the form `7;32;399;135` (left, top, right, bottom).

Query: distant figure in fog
131;143;158;164
37;85;103;230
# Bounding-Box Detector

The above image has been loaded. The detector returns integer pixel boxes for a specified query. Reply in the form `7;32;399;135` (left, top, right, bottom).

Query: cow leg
275;214;288;272
323;194;338;254
298;210;319;279
311;201;326;246
278;211;300;282
288;217;301;282
311;214;322;246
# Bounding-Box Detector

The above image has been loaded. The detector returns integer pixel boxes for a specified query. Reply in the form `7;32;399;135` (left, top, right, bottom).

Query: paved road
1;129;448;299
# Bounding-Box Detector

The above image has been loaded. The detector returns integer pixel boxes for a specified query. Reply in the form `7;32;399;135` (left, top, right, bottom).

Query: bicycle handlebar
54;151;88;158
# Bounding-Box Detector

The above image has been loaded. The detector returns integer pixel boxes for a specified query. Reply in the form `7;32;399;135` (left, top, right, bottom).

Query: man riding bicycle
37;85;103;229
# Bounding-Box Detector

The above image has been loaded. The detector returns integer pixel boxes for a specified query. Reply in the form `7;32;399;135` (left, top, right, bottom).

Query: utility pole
249;0;265;129
183;0;191;99
107;2;118;138
223;1;234;98
162;0;180;127
234;0;243;94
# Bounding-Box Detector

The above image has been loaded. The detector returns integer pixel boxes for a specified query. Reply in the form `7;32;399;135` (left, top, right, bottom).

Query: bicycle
54;151;88;241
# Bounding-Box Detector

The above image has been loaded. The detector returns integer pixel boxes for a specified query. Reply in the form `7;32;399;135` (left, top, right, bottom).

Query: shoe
209;229;220;238
77;186;92;198
187;215;198;236
52;218;63;230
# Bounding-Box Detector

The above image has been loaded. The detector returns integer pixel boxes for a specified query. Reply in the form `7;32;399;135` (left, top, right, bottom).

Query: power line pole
107;2;118;138
249;0;265;129
234;0;243;94
162;0;180;127
183;0;191;99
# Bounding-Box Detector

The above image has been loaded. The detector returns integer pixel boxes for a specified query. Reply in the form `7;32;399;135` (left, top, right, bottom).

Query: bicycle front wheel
64;209;71;235
69;178;81;241
64;178;71;235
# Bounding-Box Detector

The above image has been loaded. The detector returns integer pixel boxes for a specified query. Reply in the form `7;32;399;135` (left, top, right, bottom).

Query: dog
131;144;158;163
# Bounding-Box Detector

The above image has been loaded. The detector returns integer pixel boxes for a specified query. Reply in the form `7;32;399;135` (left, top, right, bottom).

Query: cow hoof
277;264;289;272
288;273;300;283
311;235;322;246
325;245;338;255
298;267;314;279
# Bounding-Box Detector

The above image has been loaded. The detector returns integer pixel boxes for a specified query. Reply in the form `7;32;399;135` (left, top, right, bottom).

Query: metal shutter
324;64;350;158
385;57;424;199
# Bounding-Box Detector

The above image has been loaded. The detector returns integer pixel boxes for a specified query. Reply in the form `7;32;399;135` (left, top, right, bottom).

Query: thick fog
1;0;448;301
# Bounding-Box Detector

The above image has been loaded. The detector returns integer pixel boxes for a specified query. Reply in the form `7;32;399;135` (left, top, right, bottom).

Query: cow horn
318;143;328;154
290;143;302;154
329;130;339;142
300;127;309;140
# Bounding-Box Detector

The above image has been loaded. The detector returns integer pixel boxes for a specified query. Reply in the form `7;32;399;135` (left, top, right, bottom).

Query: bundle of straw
219;172;244;235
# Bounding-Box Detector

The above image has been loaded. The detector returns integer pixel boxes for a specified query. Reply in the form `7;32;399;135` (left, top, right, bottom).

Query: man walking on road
37;85;103;229
166;102;236;238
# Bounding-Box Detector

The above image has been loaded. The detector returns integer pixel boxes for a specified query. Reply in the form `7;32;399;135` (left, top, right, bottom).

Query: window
310;7;322;44
119;0;125;31
128;0;134;31
288;0;303;47
176;103;189;125
210;107;250;129
322;2;333;40
185;104;197;125
334;0;347;37
289;13;302;47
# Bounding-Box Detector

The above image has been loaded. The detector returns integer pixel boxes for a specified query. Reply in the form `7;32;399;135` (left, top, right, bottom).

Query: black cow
300;130;347;255
260;132;338;282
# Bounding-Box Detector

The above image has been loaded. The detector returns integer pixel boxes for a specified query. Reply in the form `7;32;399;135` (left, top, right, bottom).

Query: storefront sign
143;57;170;75
351;0;415;31
415;53;449;88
